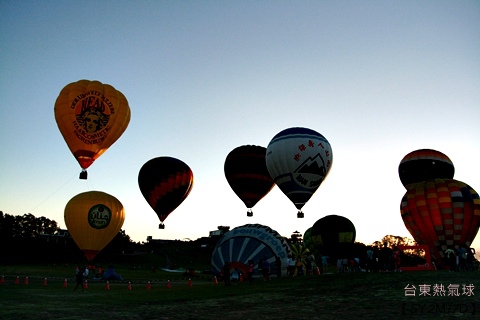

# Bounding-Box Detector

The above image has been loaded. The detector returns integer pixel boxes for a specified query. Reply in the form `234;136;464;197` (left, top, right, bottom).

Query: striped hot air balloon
398;149;455;188
224;145;275;217
138;157;193;229
400;178;480;260
211;224;291;277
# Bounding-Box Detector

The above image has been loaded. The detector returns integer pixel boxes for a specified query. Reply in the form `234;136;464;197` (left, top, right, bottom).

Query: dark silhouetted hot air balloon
398;149;454;188
303;227;314;251
224;145;275;217
266;127;333;218
303;227;322;252
55;80;131;179
310;215;356;259
400;178;480;261
64;191;125;262
138;157;194;229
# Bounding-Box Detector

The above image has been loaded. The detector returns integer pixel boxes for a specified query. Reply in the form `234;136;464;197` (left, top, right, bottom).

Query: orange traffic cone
84;280;88;289
63;278;68;288
0;276;4;285
146;281;151;290
239;274;243;282
15;276;19;285
105;281;110;290
187;278;192;287
166;280;171;288
43;278;48;286
127;282;132;290
24;276;29;285
315;267;320;275
213;276;218;285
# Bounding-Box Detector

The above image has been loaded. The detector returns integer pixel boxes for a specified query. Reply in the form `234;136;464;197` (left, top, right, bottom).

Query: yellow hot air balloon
54;80;131;179
64;191;125;262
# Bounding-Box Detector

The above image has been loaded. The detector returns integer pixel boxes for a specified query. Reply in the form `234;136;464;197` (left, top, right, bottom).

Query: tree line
1;211;429;268
0;211;134;264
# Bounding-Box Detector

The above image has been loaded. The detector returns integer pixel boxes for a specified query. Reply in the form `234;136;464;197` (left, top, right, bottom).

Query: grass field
0;264;478;319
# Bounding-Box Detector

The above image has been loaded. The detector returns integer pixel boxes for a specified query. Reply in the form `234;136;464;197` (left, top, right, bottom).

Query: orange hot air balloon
54;80;131;179
64;191;125;262
400;179;480;261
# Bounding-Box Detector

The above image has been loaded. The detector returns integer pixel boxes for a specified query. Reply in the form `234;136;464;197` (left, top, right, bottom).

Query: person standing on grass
466;247;476;271
247;260;255;284
457;245;467;271
286;255;295;277
305;253;315;275
73;266;84;292
321;255;329;273
275;256;282;278
261;256;270;280
366;247;374;272
380;242;393;271
222;262;231;286
83;265;89;280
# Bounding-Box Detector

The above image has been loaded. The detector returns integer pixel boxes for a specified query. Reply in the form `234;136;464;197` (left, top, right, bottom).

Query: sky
1;1;479;253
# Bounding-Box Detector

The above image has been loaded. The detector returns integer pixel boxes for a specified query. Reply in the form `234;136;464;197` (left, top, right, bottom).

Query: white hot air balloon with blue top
266;127;333;218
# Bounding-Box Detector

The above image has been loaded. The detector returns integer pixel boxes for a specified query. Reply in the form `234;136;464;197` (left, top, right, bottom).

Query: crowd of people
217;242;477;286
335;242;477;273
445;244;476;271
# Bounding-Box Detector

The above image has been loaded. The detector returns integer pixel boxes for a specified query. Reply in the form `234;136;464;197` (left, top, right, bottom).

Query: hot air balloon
64;191;125;262
303;227;322;252
55;80;131;179
266;127;333;218
400;178;480;261
138;157;194;229
398;149;454;188
290;244;310;261
310;215;356;259
211;224;291;277
224;145;275;217
290;244;315;276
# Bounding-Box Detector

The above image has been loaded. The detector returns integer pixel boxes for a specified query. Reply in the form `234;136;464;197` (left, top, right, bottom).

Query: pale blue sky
1;1;479;252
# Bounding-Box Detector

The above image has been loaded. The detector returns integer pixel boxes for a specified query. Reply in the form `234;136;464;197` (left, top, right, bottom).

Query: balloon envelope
266;127;333;217
310;215;356;259
224;145;275;216
303;227;322;252
64;191;125;261
398;149;454;188
211;224;291;276
138;157;194;228
54;80;131;176
400;178;480;260
290;244;310;261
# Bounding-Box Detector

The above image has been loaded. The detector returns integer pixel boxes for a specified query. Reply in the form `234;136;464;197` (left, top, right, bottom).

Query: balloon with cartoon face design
55;80;131;179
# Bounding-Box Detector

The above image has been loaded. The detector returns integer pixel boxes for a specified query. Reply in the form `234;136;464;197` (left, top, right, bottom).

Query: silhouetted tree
0;212;58;239
0;212;67;263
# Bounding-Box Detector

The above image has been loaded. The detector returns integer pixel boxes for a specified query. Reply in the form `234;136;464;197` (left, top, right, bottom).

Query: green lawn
0;265;478;319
